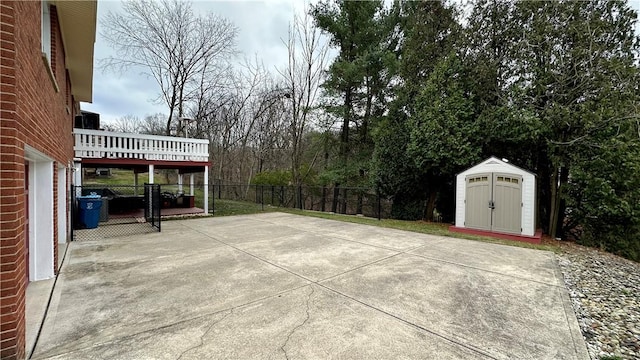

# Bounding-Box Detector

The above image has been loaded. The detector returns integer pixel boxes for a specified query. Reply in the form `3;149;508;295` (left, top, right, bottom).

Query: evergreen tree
373;0;461;220
407;53;480;221
512;0;640;237
311;0;386;169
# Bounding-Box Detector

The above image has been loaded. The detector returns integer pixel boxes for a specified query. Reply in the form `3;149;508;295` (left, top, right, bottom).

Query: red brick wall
15;1;75;162
1;1;76;358
0;2;25;358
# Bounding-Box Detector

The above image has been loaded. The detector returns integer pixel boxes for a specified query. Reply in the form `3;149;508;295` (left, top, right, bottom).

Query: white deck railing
73;129;209;162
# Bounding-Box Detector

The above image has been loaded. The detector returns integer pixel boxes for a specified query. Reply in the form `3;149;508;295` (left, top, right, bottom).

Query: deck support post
73;161;82;197
134;171;139;195
73;161;82;187
204;166;209;213
148;164;154;184
178;173;183;193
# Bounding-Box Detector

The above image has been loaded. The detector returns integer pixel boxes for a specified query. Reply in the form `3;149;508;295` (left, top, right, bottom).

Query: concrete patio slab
33;286;491;360
67;222;224;265
247;214;372;234
323;253;586;359
408;237;560;285
235;232;398;281
25;278;55;359
325;225;442;251
32;212;588;360
194;219;305;244
246;212;438;251
33;238;308;358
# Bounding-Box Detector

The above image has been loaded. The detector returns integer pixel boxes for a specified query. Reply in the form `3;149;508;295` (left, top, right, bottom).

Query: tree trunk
341;188;348;214
556;165;569;238
534;146;552;233
340;88;352;163
356;168;364;214
362;78;372;146
424;191;437;222
548;164;561;238
166;106;175;136
332;185;339;213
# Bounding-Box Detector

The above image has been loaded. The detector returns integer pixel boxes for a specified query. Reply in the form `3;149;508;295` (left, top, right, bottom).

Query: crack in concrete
280;285;315;360
183;216;499;358
176;309;233;360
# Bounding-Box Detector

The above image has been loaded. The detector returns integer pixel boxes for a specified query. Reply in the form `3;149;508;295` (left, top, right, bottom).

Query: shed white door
465;172;522;234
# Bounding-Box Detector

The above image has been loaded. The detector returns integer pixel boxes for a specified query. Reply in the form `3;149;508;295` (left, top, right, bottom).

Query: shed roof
457;157;536;177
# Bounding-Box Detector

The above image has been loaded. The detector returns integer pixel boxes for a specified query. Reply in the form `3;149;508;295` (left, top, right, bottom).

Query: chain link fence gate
71;184;161;241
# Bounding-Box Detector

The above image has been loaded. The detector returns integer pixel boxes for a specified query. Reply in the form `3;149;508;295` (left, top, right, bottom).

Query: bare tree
190;59;277;184
139;113;167;135
279;10;329;188
109;114;141;133
251;85;290;174
101;0;237;135
197;12;328;187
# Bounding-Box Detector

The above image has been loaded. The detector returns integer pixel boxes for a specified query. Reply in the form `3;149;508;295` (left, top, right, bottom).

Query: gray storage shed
454;157;536;237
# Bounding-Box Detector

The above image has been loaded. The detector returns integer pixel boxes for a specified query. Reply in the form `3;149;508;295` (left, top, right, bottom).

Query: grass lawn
83;169;138;186
83;169;183;186
211;199;278;216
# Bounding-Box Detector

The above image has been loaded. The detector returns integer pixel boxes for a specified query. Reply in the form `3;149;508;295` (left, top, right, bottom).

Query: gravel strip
556;244;640;359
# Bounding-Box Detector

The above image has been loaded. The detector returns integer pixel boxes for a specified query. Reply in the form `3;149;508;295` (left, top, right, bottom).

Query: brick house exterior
0;1;96;359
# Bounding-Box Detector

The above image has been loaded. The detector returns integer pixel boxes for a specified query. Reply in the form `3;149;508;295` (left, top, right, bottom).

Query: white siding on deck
73;129;209;162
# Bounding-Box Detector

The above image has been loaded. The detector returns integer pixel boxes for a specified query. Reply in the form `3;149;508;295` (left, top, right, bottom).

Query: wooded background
102;0;640;260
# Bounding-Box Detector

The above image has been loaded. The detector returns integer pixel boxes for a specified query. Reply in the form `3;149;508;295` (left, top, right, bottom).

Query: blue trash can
78;194;103;229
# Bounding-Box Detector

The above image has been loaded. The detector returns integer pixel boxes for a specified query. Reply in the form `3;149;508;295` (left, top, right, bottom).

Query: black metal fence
210;184;393;219
144;184;161;231
71;184;161;241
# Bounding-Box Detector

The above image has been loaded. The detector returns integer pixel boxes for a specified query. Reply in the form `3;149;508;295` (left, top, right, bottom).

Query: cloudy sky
82;0;310;124
83;0;640;126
